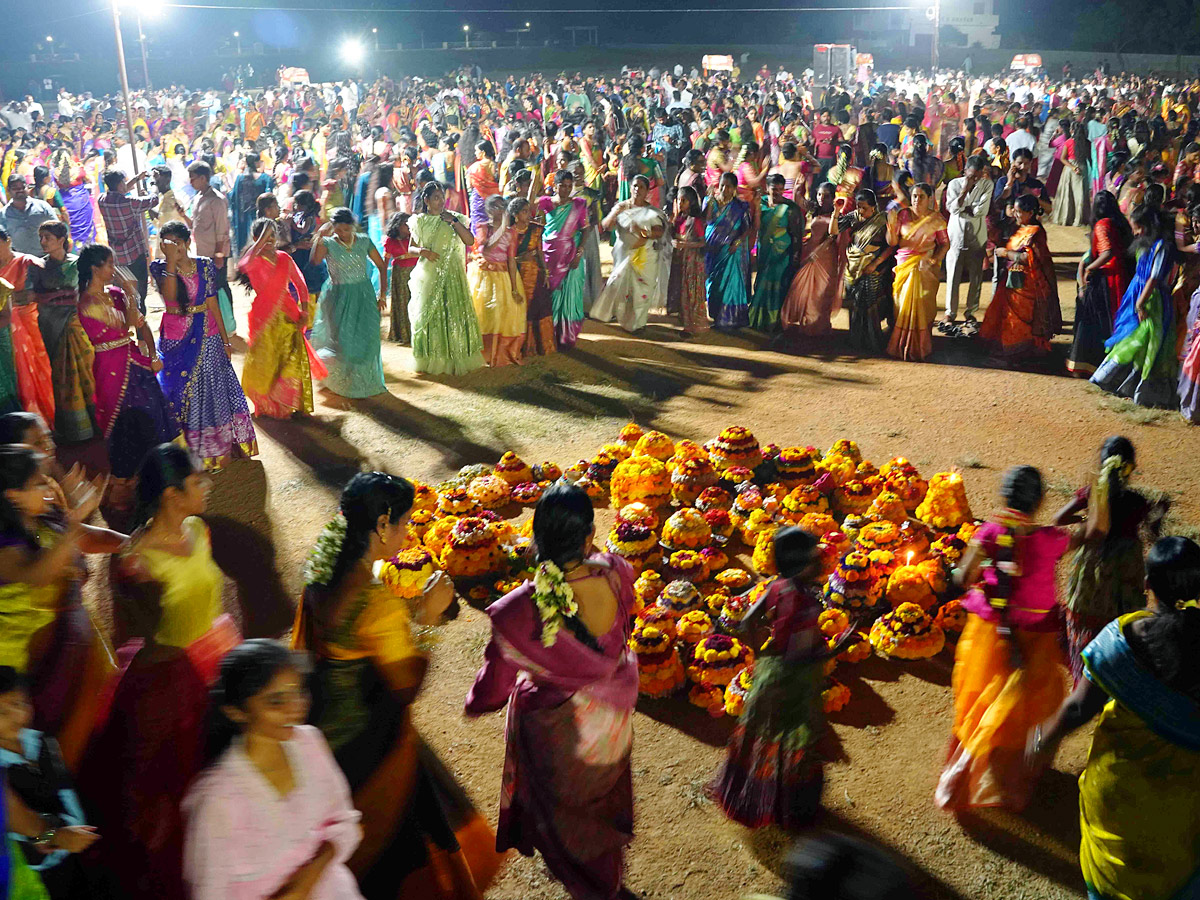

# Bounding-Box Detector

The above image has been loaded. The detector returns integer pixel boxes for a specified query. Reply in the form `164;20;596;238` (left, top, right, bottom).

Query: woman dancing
537;172;590;349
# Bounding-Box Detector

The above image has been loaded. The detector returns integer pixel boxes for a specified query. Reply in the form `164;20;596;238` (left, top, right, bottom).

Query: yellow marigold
633;430;675;462
818;607;850;638
822;680;852;713
610;456;671;510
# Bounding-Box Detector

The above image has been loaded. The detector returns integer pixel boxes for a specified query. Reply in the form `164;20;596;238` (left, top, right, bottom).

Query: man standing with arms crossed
940;155;992;337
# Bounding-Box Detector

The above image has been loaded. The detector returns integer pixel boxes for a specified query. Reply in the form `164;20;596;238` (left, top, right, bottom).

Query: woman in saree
537;171;590;349
310;208;389;397
1091;204;1178;408
704;171;751;330
841;189;892;353
295;472;502;900
466;482;639;900
0;439;119;772
80;444;241;900
1044;119;1070;198
980;194;1063;361
770;141;816;202
151;221;257;471
466;140;499;231
667;185;709;336
591;175;671;334
26;223;95;444
749;173;804;334
935;466;1076;812
710;527;852;830
509;199;554;357
237;218;327;418
579;121;607;203
829;143;864;215
76;244;181;492
569;161;606;314
1052;123;1092;227
735;141;767;253
468;194;524;367
864;143;896;201
48;152;95;248
0;229;54;425
408;183;484;375
616;135;665;208
282;188;327;328
781;182;844;338
886;183;949;362
1030;535;1200;900
1068;191;1134;377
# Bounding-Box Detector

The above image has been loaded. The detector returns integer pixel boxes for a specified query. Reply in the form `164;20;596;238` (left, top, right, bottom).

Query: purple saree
466;553;638;900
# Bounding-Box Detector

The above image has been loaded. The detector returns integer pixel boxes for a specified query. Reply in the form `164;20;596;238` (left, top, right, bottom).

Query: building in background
852;0;1000;58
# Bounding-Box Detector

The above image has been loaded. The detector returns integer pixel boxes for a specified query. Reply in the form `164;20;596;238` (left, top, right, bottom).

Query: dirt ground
96;221;1200;900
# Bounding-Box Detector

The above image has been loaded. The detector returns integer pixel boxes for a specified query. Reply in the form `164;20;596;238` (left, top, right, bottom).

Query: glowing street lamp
371;26;379;50
233;30;241;55
463;24;470;49
340;37;365;66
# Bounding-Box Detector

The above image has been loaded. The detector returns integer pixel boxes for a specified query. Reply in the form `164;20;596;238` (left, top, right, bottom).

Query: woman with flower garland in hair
184;640;365;900
80;443;241;900
294;472;501;900
936;465;1082;811
1029;536;1200;900
1058;436;1168;684
710;527;853;830
466;482;640;900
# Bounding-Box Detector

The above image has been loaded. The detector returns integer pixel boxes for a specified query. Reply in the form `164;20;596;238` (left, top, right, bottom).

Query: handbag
1005;267;1026;290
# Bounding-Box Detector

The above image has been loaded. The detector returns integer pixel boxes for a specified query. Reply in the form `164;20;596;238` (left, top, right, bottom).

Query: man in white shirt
1005;114;1037;156
940;155;993;335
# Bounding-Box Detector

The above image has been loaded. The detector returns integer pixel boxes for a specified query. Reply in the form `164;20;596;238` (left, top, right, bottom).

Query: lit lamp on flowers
915;472;973;531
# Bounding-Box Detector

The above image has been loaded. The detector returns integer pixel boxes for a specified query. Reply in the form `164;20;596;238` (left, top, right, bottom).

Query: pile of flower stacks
382;427;981;719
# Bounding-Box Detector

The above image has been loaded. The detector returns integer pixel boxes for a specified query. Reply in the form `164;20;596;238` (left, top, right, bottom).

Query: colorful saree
239;249;326;417
466;554;638;900
468;224;524;366
409;212;484;375
1;254;54;423
150;258;257;470
1068;218;1131;377
842;211;890;353
979;224;1062;358
887;211;947;361
31;255;96;443
1181;282;1200;423
537;195;589;349
297;582;504;900
467;160;499;230
78;287;180;474
515;223;555;356
781;213;845;337
749;199;800;333
1092;239;1178;408
667;216;709;334
1077;613;1200;900
704;196;751;329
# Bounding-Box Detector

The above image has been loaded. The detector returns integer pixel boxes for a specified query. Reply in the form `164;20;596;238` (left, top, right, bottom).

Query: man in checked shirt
97;168;156;313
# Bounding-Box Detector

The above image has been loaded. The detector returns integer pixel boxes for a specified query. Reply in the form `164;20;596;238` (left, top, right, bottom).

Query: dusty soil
91;222;1200;900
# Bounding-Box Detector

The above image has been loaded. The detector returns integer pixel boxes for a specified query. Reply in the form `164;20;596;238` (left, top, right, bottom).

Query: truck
812;43;857;87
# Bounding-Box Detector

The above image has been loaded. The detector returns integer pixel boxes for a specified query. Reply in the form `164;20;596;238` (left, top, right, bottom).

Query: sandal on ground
936;320;957;335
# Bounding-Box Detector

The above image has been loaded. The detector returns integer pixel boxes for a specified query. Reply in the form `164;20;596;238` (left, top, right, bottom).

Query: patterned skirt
242;307;316;418
389;263;412;344
709;654;825;830
668;248;709;334
845;274;886;353
39;307;97;444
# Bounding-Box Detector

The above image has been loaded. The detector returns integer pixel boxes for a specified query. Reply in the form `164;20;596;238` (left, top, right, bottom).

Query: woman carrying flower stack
466;483;640;900
935;466;1082;811
710;527;854;830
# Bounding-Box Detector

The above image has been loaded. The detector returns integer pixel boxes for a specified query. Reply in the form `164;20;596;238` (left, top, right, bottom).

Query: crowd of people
0;59;1197;900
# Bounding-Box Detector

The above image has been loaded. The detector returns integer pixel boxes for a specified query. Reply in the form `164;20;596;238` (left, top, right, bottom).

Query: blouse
183;725;363;900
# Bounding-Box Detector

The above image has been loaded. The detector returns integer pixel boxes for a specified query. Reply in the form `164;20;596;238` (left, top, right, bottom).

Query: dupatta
239;249;328;379
153;258;215;428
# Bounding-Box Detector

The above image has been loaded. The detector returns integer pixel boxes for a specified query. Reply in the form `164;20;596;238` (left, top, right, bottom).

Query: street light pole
109;1;142;182
463;24;470;50
136;11;151;90
932;0;941;71
234;30;241;55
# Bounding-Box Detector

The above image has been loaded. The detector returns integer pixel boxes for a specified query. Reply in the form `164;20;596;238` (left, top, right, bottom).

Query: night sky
14;0;1072;65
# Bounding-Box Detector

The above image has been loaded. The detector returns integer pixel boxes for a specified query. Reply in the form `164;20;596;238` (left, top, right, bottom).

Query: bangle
33;828;57;847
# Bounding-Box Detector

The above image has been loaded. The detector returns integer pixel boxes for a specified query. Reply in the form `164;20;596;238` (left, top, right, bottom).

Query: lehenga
150;258;257;470
312;235;388;397
538;196;590;349
935;520;1070;811
466;554;638;900
468;222;524;366
749;200;801;333
239;249;327;417
30;255;97;443
704;196;751;329
1091;239;1177;408
384;235;414;345
0;280;21;414
979;223;1062;358
515;222;556;356
409;212;484;375
667;216;709;334
297;581;504;900
591;205;672;333
77;287;181;476
80;516;241;900
1067;218;1131;377
887;211;948;361
781;212;844;336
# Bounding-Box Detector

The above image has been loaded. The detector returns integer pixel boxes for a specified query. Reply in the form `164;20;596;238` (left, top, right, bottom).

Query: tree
1073;0;1143;60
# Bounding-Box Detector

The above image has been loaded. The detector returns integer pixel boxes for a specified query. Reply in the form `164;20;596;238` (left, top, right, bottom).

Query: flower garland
303;514;347;586
532;560;579;647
